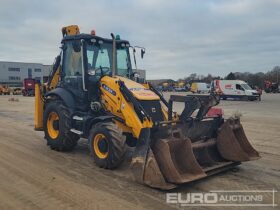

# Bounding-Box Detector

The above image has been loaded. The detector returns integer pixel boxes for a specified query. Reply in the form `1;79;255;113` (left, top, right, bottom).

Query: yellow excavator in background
34;25;260;189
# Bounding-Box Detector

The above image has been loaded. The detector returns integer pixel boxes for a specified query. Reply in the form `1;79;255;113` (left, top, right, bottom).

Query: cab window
63;41;82;77
96;49;110;68
117;48;129;77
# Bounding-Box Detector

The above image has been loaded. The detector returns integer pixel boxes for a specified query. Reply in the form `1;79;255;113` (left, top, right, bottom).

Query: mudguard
45;88;76;108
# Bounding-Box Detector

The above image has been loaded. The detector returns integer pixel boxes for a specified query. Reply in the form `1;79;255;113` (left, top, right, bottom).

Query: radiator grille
139;100;164;123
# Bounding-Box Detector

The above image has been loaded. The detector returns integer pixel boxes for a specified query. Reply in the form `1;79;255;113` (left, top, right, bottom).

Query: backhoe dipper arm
148;83;169;107
47;54;61;90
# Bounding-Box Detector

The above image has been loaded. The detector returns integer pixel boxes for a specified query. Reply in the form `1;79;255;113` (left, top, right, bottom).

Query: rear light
207;107;223;117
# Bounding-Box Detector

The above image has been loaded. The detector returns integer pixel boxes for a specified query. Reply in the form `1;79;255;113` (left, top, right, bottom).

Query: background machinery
264;80;279;93
22;78;36;96
34;25;260;189
0;85;11;95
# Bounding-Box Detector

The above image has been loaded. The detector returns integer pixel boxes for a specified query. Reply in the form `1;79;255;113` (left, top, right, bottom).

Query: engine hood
117;76;160;100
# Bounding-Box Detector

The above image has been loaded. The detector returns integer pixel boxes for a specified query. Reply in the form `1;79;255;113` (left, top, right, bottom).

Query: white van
212;80;260;101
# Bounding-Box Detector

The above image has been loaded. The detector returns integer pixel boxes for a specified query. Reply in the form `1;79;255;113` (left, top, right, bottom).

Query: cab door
61;40;87;106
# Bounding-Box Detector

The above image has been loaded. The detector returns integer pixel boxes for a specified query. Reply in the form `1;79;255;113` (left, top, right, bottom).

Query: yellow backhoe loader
34;25;260;189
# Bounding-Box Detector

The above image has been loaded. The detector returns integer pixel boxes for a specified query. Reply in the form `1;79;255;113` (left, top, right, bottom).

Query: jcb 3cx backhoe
34;25;260;189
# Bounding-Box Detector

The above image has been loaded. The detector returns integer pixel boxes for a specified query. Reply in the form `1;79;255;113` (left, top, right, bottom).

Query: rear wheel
89;122;126;169
43;101;79;151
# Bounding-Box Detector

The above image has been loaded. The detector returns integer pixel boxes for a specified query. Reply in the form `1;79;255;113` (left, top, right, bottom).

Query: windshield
241;84;252;90
117;47;131;77
86;41;131;77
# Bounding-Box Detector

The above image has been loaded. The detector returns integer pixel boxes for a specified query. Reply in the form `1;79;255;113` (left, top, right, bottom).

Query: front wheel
89;122;126;169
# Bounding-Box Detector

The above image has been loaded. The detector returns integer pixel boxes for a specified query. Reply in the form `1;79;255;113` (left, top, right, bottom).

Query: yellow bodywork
118;77;159;100
100;76;159;138
34;61;60;131
34;83;44;130
47;66;61;91
62;25;80;36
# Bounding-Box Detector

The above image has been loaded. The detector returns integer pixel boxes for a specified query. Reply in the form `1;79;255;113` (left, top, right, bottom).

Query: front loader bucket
131;118;260;190
139;137;209;189
139;136;238;189
217;118;260;162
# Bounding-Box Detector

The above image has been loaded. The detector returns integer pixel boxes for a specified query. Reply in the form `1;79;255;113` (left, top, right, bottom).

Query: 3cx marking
102;84;116;96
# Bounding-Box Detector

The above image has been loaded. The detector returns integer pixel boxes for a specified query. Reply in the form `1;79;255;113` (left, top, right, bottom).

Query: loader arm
99;76;154;139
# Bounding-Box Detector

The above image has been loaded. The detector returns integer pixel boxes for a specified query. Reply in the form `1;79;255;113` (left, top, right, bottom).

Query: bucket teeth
217;119;260;162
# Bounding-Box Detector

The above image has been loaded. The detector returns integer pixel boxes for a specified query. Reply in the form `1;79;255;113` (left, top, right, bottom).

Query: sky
0;0;280;80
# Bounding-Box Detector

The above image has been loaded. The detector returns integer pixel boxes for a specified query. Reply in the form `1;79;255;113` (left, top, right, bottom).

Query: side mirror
141;48;145;58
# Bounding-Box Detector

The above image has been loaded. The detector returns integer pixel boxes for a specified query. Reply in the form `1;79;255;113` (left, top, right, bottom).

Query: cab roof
62;33;130;45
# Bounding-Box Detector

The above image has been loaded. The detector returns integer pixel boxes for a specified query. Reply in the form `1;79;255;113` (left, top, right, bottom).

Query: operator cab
60;33;133;107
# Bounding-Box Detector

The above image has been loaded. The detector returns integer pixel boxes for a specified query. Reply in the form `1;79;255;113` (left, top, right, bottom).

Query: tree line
180;66;280;88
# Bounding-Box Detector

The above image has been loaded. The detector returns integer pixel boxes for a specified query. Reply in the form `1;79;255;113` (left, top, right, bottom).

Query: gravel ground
0;93;279;210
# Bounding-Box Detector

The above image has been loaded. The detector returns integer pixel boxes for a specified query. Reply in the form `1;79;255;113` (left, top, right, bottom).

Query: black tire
43;100;79;151
89;122;126;169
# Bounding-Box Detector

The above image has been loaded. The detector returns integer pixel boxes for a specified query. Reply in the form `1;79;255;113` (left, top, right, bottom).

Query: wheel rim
47;112;59;139
93;134;109;159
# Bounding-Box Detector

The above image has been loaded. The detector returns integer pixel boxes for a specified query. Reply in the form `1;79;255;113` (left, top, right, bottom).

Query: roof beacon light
116;34;120;40
91;30;96;36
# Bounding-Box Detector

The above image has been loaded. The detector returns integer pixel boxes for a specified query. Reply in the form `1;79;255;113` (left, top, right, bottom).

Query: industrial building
0;61;51;87
0;61;146;87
